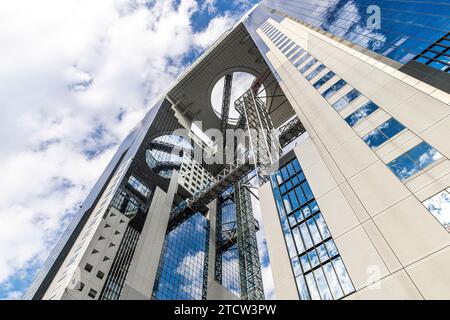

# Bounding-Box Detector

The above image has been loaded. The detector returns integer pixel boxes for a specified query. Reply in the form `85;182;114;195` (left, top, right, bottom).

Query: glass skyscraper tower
24;1;450;300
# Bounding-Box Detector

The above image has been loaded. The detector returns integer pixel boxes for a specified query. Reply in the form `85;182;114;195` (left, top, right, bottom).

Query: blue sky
0;0;276;300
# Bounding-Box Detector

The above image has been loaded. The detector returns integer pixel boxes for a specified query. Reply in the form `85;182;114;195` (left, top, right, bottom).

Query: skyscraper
24;0;450;300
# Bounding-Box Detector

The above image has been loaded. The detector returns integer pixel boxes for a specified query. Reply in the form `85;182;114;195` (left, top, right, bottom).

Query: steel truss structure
167;75;287;300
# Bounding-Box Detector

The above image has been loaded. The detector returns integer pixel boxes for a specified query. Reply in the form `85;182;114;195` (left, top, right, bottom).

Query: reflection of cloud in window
424;189;450;231
221;248;241;296
326;2;386;51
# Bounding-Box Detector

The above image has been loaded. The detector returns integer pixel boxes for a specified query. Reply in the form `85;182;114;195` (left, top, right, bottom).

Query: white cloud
0;0;245;298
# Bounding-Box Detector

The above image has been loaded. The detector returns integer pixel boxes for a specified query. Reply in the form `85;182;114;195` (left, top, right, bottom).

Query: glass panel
315;213;331;239
292;227;305;253
282;194;293;213
295;53;311;68
300;254;310;273
333;257;354;295
292;159;302;172
289;190;300;210
280;217;290;234
332;89;361;111
300;222;314;250
285;180;293;191
322;79;347;99
314;268;333;300
294;209;304;222
292;257;302;277
309;201;319;214
345;101;379;127
387;153;419;181
317;244;329;263
409;142;442;170
313;70;335;89
306;64;326;81
295;185;307;205
301;182;314;201
308;249;320;268
288;214;297;227
363;118;405;149
325;239;339;258
307;217;322;244
286;163;296;177
296;276;311;300
281;167;289;180
300;58;318;74
285;233;297;258
387;142;442;181
302;204;312;218
379;118;405;139
323;262;344;300
423;190;450;232
305;273;321;300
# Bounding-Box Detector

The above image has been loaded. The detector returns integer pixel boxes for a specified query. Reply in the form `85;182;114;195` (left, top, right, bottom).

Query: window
84;263;93;272
271;158;354;300
286;45;300;57
344;101;379;127
78;282;85;291
313;71;335;89
423;189;450;232
306;64;325;81
322;79;347;99
127;175;151;197
299;58;317;74
281;41;294;53
387;142;443;181
88;289;97;299
331;89;361;111
97;271;105;280
289;49;305;62
295;53;311;68
363;118;405;149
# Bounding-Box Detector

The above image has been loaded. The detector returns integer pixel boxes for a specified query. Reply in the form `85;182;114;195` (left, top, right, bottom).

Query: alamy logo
367;5;381;29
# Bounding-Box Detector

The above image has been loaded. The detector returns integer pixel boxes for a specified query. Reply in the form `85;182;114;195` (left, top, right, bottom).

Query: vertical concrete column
206;199;217;286
120;171;179;300
258;181;299;300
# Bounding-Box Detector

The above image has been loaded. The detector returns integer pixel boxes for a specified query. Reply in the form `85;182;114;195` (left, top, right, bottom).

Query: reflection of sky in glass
270;158;354;300
322;79;347;99
216;194;241;296
363;118;405;149
257;0;450;70
332;88;361;111
152;213;209;300
345;101;379;127
387;142;442;181
423;189;450;232
146;135;192;179
221;246;241;296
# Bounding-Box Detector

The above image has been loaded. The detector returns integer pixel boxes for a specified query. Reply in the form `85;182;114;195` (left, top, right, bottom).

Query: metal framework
214;185;263;300
414;31;450;72
234;181;264;300
166;150;254;232
235;88;282;185
278;116;306;147
167;76;289;300
221;73;233;136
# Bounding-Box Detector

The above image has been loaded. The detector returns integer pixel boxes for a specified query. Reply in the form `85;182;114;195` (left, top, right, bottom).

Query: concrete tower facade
25;0;450;300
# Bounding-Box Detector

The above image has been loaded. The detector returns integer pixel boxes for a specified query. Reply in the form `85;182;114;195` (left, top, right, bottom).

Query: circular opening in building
211;72;266;126
146;135;192;179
